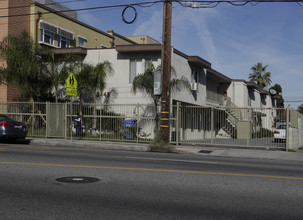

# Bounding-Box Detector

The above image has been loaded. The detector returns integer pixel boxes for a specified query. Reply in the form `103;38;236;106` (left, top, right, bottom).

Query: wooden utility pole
160;0;172;143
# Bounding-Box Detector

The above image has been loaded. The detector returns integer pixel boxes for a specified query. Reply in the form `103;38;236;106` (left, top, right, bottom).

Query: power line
1;0;302;19
0;1;164;18
0;0;87;11
174;0;303;8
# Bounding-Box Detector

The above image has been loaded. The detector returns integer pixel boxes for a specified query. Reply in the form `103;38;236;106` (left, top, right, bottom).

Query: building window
39;21;73;48
129;59;143;83
78;37;86;47
58;29;73;48
191;69;199;83
58;36;70;48
40;29;54;45
129;59;158;83
145;59;158;69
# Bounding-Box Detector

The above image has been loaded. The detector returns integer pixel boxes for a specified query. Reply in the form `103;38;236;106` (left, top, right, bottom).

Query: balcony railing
206;90;224;105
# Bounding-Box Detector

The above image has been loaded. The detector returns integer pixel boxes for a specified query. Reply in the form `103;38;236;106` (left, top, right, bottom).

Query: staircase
222;98;242;138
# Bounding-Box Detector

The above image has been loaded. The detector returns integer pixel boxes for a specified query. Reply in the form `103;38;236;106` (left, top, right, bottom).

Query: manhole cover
198;150;213;154
56;176;100;183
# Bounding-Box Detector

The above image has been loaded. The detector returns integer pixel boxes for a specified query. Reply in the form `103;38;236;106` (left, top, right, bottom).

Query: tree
89;61;113;105
62;59;115;133
87;61;114;131
269;83;284;108
132;63;191;131
297;104;303;114
0;31;51;101
44;53;72;103
249;62;272;89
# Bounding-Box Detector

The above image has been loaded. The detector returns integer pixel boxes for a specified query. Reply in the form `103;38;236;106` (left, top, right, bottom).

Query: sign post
66;73;77;141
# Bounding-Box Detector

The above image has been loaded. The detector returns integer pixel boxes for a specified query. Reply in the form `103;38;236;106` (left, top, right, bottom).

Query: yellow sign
66;73;77;96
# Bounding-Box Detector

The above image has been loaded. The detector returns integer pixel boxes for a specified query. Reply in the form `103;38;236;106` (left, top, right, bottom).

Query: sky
57;0;303;108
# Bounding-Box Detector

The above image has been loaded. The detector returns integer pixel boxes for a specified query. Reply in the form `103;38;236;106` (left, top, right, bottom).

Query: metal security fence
170;103;287;150
1;101;302;150
0;102;47;137
0;102;158;143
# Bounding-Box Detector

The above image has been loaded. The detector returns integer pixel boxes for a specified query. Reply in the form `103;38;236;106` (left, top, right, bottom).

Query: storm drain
56;176;100;183
198;150;213;154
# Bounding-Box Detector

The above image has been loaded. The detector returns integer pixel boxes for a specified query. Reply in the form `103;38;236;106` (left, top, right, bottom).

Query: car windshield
277;124;286;129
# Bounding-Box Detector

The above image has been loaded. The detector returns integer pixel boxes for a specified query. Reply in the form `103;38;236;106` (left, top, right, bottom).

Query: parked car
274;124;286;142
0;114;27;140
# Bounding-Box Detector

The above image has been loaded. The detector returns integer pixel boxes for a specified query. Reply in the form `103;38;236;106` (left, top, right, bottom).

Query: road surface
0;142;302;219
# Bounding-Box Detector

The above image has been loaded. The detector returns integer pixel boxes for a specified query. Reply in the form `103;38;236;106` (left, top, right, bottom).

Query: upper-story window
145;59;158;69
58;36;69;48
78;36;86;48
58;29;73;48
130;59;143;83
129;59;158;83
191;69;199;83
40;22;56;46
39;21;74;48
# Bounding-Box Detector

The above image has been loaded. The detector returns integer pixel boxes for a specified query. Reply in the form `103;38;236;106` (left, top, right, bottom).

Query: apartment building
0;0;114;101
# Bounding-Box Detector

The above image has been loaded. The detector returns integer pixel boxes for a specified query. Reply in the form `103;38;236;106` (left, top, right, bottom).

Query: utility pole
160;0;172;143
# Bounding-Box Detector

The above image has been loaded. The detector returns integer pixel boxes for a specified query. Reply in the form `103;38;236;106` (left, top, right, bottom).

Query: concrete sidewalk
30;138;303;162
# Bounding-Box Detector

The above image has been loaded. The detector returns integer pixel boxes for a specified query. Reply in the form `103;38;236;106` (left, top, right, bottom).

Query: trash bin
123;119;137;140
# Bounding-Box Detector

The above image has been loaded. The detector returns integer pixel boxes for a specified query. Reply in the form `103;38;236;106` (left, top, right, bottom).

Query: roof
107;30;138;46
207;68;231;83
115;44;162;53
187;56;211;69
50;47;87;55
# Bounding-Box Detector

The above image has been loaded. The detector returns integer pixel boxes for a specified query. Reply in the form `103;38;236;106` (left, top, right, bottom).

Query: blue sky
59;0;303;108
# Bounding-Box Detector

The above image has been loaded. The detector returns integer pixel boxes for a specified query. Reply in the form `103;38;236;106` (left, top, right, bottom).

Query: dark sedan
0;114;27;140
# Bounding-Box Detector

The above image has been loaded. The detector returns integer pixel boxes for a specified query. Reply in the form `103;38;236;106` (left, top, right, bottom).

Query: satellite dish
269;88;277;95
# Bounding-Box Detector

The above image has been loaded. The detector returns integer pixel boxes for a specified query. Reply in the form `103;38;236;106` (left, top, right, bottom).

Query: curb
30;138;149;152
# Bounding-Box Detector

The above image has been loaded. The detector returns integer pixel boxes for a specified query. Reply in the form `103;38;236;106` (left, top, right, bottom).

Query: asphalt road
0;142;303;220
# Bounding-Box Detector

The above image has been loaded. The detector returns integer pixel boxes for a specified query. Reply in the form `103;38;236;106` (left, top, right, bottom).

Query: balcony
206;90;224;105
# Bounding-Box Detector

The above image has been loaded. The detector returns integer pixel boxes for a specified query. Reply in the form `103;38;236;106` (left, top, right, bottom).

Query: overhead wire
0;1;164;18
0;0;302;21
0;0;87;11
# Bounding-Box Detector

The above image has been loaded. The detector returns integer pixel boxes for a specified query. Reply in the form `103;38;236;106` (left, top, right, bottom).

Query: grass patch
148;132;175;153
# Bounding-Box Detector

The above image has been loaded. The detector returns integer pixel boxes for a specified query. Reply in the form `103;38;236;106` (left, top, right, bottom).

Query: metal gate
171;103;288;150
46;103;66;138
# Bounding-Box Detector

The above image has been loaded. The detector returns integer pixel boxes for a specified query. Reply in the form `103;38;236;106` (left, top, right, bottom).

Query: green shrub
252;128;274;138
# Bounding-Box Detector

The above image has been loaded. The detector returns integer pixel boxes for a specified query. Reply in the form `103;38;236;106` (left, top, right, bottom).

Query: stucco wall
84;48;208;107
84;48;159;105
31;5;113;48
171;51;206;106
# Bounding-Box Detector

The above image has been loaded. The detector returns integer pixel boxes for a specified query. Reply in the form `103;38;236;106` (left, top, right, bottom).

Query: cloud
132;9;163;40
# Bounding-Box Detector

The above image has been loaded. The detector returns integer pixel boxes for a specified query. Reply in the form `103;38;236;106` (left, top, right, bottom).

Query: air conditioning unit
191;82;197;91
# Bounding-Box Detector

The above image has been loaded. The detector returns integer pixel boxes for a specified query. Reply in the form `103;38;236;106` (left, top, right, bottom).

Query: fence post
45;102;49;139
32;101;34;137
64;102;67;140
286;107;290;152
211;107;214;144
176;102;180;146
136;103;140;143
99;103;102;141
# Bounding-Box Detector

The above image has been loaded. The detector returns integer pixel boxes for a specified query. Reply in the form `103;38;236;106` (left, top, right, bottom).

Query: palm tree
88;61;114;131
89;61;113;106
269;83;284;108
45;53;71;103
249;62;272;89
0;31;51;101
132;63;191;131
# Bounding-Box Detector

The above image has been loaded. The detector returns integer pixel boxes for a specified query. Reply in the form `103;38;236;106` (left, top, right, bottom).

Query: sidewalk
30;138;303;162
